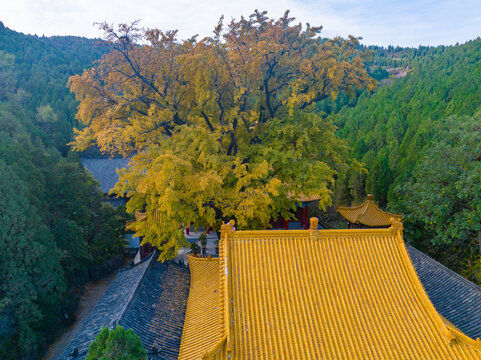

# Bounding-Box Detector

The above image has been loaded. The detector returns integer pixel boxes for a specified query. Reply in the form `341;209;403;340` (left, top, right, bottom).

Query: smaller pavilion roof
337;194;402;227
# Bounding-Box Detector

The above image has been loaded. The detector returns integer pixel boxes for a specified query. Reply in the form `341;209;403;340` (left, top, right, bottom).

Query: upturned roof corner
337;194;403;227
389;216;404;235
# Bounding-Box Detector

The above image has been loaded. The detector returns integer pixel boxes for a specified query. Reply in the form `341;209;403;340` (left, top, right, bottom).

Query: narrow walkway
58;256;153;359
175;229;219;265
43;271;117;360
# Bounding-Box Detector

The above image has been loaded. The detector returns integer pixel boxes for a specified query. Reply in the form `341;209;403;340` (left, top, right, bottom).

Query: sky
2;0;481;47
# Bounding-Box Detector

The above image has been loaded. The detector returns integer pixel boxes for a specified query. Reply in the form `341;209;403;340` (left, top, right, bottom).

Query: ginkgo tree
69;10;376;260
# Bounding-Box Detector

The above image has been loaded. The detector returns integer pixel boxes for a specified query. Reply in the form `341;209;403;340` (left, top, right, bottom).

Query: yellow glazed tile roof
287;190;321;202
178;256;222;360
337;194;402;227
179;218;481;359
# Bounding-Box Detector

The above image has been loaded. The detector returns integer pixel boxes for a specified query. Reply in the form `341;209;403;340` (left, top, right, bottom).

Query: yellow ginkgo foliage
69;11;376;260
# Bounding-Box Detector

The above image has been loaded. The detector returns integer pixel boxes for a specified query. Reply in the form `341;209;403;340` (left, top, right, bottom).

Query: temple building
59;217;481;359
337;194;403;228
178;219;481;359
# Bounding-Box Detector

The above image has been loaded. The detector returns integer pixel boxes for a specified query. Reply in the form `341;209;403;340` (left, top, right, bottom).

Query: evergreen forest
0;22;129;359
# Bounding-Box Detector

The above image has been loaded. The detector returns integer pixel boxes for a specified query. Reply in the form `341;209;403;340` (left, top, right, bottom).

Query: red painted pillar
206;227;210;234
300;207;304;228
186;222;194;235
285;219;289;230
304;205;309;230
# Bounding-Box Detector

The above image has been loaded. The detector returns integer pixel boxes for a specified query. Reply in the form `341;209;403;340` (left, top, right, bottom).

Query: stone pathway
174;229;219;265
43;271;118;360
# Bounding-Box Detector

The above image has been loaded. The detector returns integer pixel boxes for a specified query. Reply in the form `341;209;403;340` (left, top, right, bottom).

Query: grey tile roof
81;157;130;194
125;233;140;249
121;261;190;359
408;245;481;340
59;254;154;359
58;255;190;360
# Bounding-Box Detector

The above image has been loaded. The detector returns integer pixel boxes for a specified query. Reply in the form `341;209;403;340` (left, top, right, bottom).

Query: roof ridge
337;199;369;211
230;227;397;237
118;252;156;326
357;198;374;220
118;250;155;272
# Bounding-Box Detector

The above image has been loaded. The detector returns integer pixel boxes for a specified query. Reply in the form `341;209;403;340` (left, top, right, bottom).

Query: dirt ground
43;271;118;360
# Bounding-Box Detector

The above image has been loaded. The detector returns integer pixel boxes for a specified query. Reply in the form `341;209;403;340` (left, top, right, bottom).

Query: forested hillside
0;24;129;359
335;39;481;282
0;21;107;151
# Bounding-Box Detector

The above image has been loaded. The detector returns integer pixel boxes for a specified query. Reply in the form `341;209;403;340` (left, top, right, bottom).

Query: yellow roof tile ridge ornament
309;217;319;241
389;217;403;236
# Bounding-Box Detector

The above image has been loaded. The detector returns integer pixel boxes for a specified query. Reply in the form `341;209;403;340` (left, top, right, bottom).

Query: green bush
198;233;208;247
190;242;200;255
86;326;147;360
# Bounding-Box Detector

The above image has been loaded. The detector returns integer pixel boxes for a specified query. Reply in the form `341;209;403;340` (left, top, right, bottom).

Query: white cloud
1;0;480;47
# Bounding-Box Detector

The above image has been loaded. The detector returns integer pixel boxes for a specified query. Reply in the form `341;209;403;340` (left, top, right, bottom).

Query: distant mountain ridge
335;39;481;207
0;24;107;151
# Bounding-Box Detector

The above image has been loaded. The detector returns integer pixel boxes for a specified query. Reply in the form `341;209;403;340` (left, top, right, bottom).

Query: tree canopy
0;159;65;357
86;326;147;360
69;11;375;260
0;26;128;358
393;114;481;282
336;39;481;207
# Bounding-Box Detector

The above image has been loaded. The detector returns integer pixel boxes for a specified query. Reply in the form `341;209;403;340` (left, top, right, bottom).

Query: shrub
86;326;147;360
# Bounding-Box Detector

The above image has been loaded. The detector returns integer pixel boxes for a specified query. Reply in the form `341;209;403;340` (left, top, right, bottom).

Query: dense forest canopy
69;12;376;260
396;115;481;274
334;38;481;282
0;24;129;359
336;39;481;206
0;22;108;151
